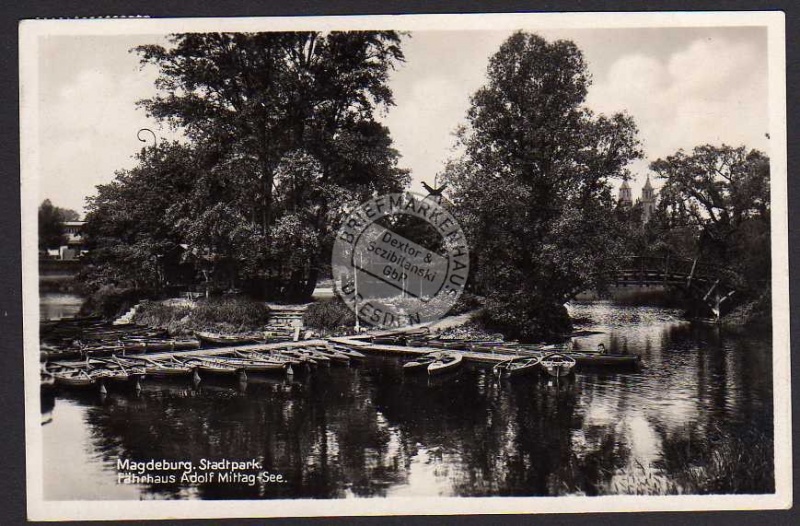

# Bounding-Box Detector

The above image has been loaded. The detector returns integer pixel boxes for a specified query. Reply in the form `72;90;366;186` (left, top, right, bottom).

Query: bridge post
715;290;736;321
686;258;697;288
639;257;645;285
702;279;719;302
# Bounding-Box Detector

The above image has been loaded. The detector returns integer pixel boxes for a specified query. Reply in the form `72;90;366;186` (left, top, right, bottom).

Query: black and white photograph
20;12;790;521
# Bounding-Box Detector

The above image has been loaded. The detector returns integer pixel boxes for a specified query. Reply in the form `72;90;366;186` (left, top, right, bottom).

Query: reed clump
605;427;774;495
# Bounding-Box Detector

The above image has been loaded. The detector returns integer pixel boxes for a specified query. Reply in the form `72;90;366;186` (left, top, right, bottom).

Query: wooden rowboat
311;346;351;365
117;337;201;353
402;352;444;373
428;352;464;375
330;344;366;360
493;355;541;377
41;347;83;361
195;331;260;346
276;349;321;368
51;368;98;389
181;357;242;377
372;335;407;345
202;356;286;374
233;351;304;376
85;359;145;389
234;350;303;367
424;339;471;350
567;352;640;368
121;355;194;378
540;353;576;378
292;349;332;366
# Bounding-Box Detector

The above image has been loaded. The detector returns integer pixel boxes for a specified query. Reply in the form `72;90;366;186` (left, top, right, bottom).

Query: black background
1;1;796;525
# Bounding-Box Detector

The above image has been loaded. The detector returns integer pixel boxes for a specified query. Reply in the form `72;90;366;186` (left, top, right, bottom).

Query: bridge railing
608;256;742;288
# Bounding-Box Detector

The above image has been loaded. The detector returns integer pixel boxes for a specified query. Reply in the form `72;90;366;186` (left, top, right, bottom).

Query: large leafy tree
86;31;408;301
444;32;642;340
650;144;770;290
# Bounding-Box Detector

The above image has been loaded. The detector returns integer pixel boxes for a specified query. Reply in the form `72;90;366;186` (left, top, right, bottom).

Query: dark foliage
303;297;356;330
38;199;79;251
444;32;642;341
82;32;410;307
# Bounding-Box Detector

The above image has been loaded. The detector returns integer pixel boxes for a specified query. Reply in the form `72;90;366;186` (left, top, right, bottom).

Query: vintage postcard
20;11;790;521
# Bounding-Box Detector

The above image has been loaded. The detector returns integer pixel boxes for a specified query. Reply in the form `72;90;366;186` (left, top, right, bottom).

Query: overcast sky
36;26;769;216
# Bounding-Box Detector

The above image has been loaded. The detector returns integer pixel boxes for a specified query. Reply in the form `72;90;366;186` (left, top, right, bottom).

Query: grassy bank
721;290;772;328
133;297;272;335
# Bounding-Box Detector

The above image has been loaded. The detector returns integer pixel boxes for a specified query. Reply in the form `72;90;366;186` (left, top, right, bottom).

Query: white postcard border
20;11;791;521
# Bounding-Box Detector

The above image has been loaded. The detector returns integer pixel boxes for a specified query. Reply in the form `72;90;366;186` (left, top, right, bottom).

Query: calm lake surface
40;301;773;499
39;292;83;321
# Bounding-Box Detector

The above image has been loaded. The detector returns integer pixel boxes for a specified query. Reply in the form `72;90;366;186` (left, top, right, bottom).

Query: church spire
618;178;632;207
641;175;656;222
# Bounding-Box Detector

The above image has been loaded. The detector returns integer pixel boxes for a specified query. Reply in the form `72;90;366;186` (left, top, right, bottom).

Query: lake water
39;301;774;499
39;292;83;321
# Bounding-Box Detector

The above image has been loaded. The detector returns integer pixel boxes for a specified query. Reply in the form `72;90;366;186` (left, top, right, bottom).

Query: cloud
387;31;768;198
379;31;508;191
383;76;470;189
35;31;769;212
38;61;167;214
586;35;768;193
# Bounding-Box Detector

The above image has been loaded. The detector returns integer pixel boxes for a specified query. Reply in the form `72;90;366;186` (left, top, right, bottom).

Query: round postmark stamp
332;192;469;328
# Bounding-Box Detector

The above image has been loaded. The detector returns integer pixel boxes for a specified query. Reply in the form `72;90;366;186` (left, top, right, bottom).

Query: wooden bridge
601;256;742;319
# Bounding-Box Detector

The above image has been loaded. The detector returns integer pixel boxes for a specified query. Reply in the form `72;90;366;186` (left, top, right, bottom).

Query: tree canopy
444;32;642;340
83;31;409;304
649;144;770;289
135;32;407;237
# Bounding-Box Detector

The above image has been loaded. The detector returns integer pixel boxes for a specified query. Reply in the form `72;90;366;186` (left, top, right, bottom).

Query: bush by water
303;298;356;331
133;297;271;335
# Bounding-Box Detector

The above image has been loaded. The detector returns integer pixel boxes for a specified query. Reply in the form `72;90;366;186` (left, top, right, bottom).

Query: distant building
618;179;633;207
617;176;657;223
641;176;656;223
59;221;87;260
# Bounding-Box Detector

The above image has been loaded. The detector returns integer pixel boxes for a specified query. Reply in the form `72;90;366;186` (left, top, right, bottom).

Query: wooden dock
143;339;329;360
47;308;531;369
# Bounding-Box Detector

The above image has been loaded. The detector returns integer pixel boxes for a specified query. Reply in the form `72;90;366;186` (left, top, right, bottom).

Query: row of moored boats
42;344;366;392
371;333;641;369
40;327;298;362
41;318;641;391
401;351;578;378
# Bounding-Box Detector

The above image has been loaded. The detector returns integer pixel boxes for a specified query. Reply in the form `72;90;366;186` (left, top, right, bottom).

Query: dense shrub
133;297;271;334
448;292;484;316
303;298;356;331
473;294;573;343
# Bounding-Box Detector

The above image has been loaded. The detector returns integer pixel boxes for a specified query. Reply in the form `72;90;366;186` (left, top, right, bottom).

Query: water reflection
41;302;773;499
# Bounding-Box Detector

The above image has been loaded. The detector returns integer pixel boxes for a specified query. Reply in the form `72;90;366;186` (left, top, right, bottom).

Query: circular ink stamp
332;192;469;328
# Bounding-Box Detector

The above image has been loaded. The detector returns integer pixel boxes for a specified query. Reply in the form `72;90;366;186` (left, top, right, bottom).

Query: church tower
618;179;632;207
641;175;656;223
